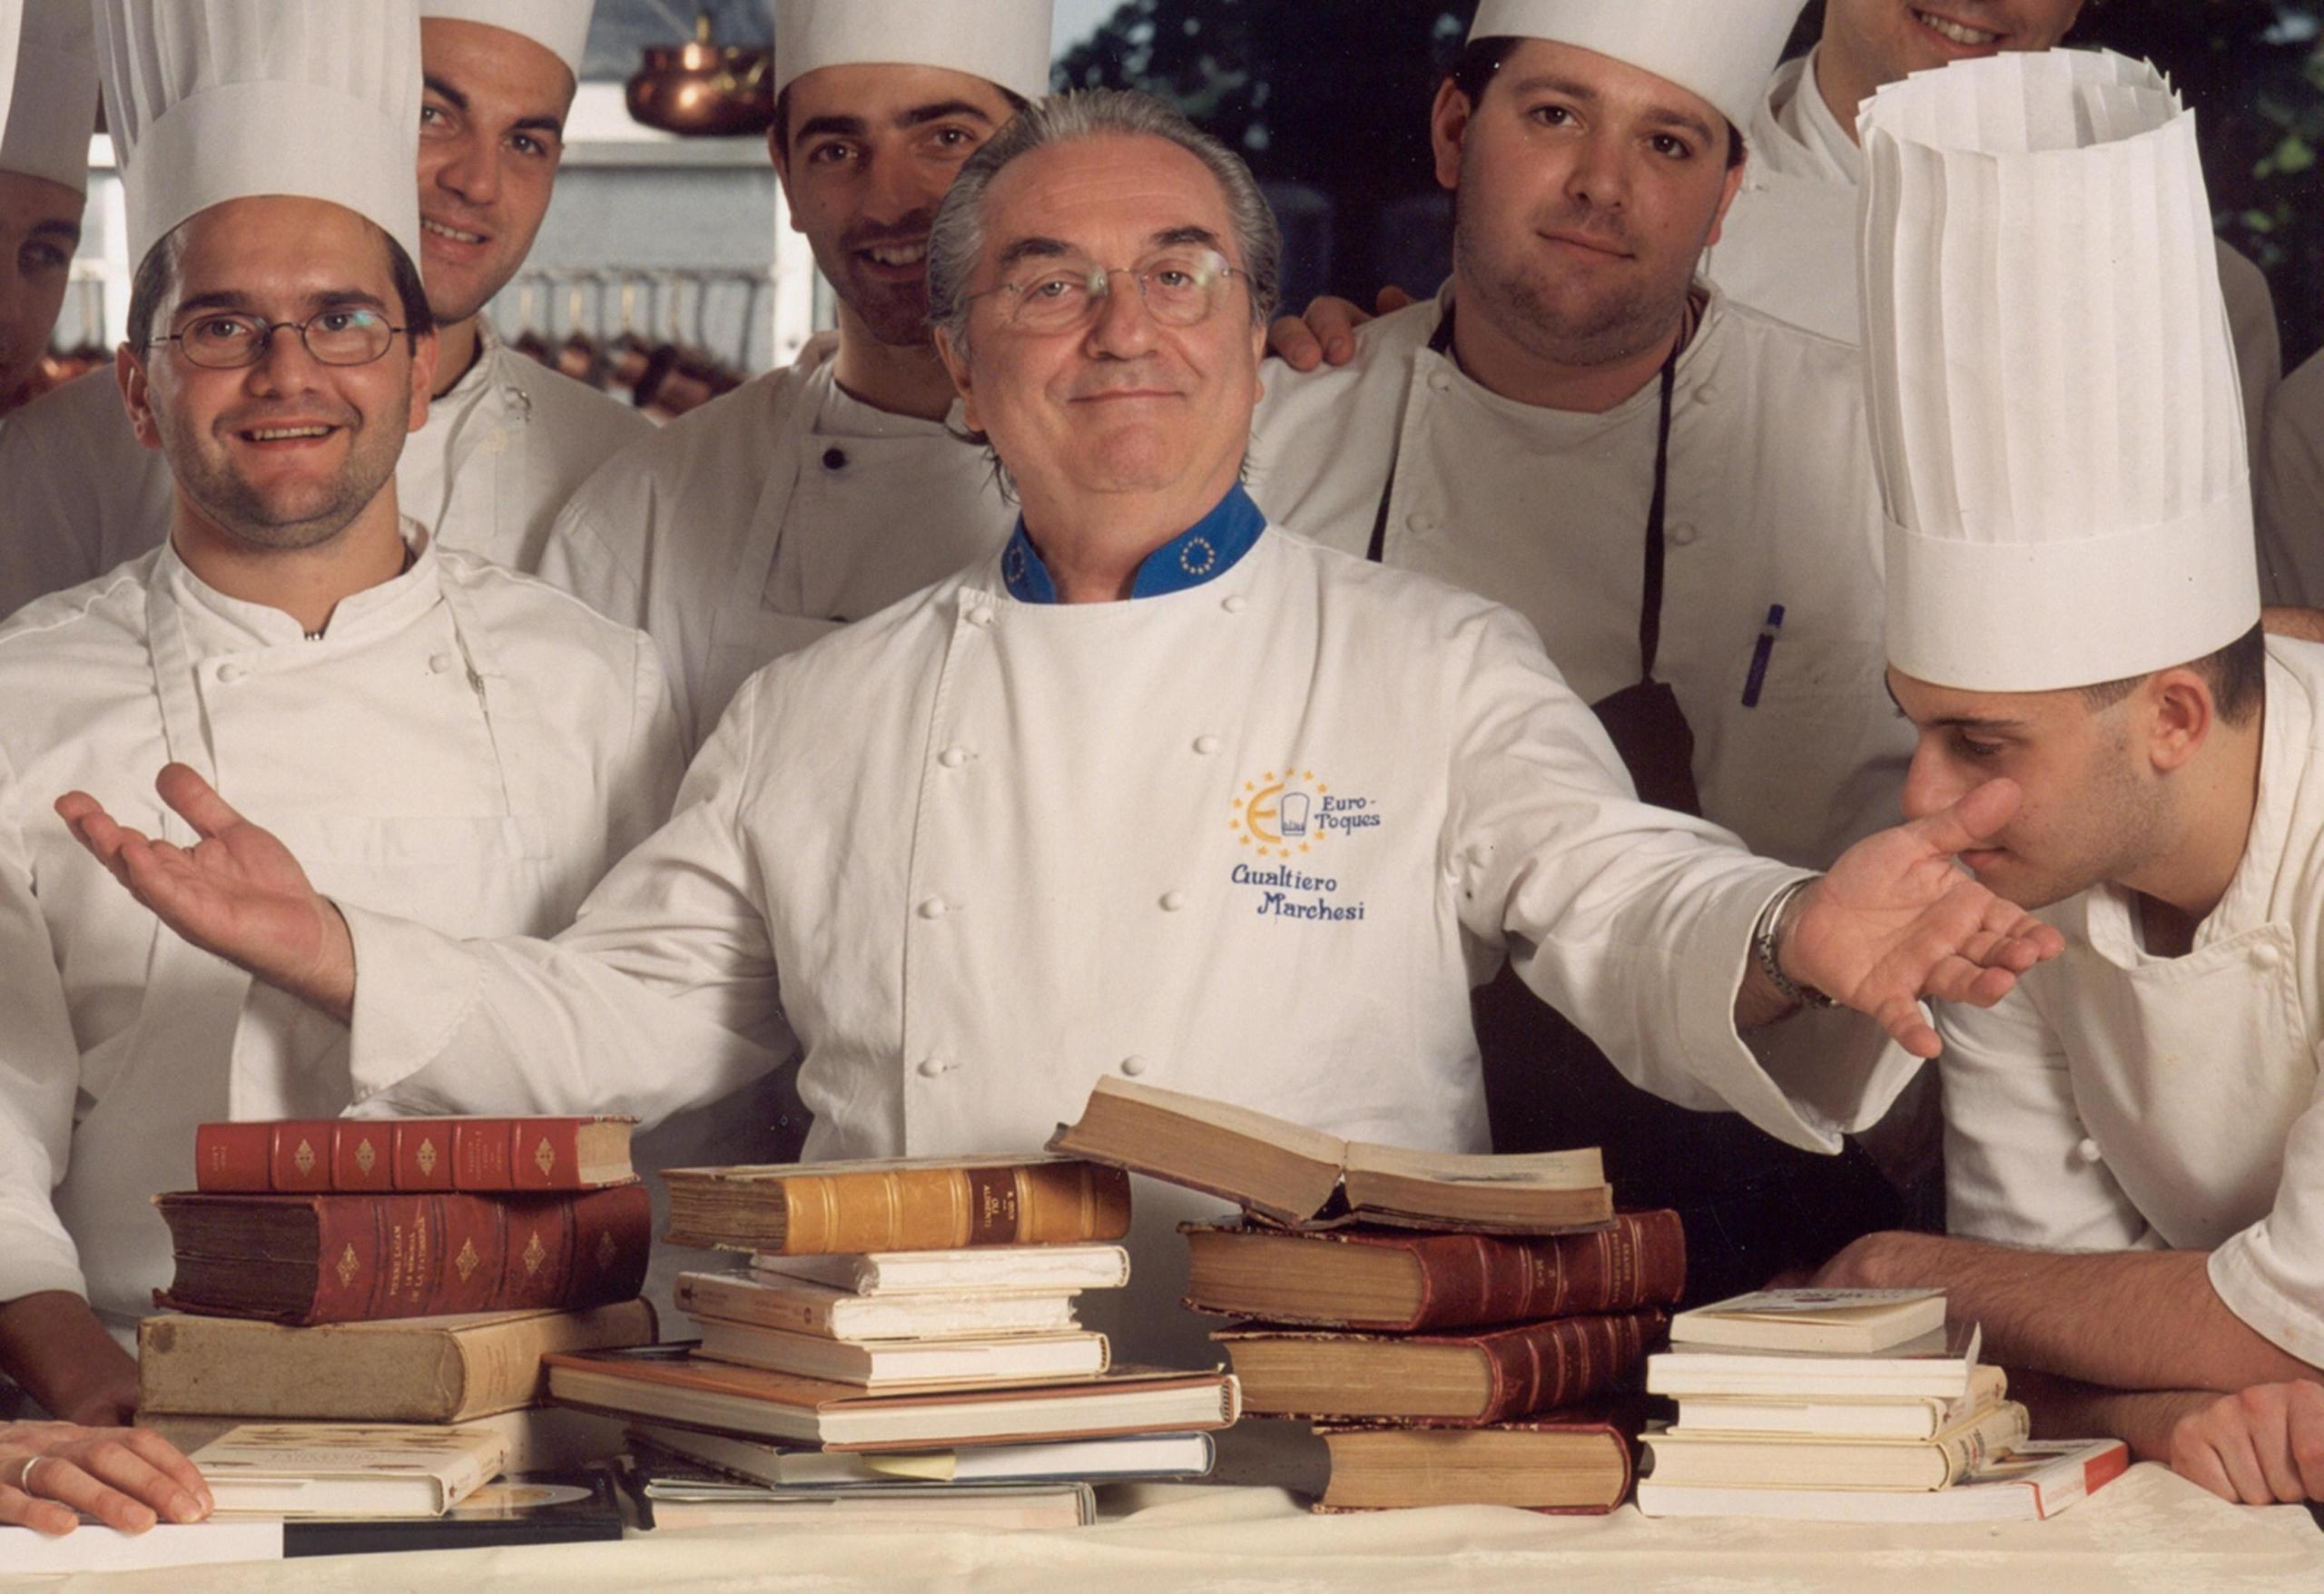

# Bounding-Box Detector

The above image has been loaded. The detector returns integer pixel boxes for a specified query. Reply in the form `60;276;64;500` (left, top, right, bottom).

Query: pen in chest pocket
1741;604;1785;708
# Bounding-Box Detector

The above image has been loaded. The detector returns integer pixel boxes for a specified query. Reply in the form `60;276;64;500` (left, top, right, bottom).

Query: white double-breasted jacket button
1193;734;1222;756
917;897;949;920
428;653;458;675
2074;1137;2102;1165
1221;595;1248;615
1668;524;1699;547
214;662;247;685
917;1058;950;1079
967;605;997;629
1160;890;1187;912
2252;942;2284;970
1427;369;1452;394
938;747;970;770
1119;1056;1149;1077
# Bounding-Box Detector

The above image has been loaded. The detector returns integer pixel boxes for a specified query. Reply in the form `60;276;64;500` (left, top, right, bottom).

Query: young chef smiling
59;87;2062;1364
0;0;94;422
1248;0;1922;1298
537;0;1055;754
1803;49;2324;1506
0;0;679;1443
0;0;651;618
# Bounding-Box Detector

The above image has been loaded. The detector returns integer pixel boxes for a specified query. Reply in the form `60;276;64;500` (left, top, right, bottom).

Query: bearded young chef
1246;0;1922;1297
1704;0;2280;476
537;0;1049;753
0;0;94;423
0;0;683;1432
0;0;647;620
61;87;2063;1360
1788;51;2324;1506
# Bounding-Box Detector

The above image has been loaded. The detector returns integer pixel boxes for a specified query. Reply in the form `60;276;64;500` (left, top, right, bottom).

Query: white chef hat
4;0;98;195
419;1;594;82
96;0;423;271
1466;0;1804;132
773;0;1054;106
1862;50;2258;693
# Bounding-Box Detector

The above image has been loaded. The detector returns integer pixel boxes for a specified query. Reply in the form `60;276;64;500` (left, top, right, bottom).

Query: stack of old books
1048;1078;1678;1514
1634;1288;2128;1521
537;1153;1239;1531
133;1115;657;1549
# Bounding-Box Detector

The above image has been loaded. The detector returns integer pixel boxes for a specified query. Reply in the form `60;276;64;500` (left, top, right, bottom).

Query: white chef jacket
1248;284;1910;871
2259;347;2324;607
1931;639;2324;1367
0;320;652;620
0;531;683;1331
536;358;1016;754
1709;50;2282;475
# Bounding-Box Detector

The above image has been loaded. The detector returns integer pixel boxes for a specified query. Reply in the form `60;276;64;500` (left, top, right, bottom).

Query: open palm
1786;779;2063;1056
55;763;354;1016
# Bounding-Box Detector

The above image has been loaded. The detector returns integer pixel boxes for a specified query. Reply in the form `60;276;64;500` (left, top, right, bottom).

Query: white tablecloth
5;1464;2319;1592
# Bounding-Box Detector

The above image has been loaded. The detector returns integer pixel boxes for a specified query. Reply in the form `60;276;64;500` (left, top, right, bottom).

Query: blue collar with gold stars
1000;484;1266;603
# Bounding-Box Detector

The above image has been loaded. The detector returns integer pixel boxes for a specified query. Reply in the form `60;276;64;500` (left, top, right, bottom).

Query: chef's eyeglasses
150;307;408;369
970;247;1248;335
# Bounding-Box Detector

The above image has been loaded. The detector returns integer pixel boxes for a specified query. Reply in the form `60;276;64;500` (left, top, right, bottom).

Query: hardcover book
626;1422;1216;1486
625;1469;1097;1532
1669;1288;1948;1354
1180;1212;1683;1331
1646;1323;1983;1401
1315;1415;1636;1514
1669;1363;2009;1441
663;1156;1132;1255
1634;1437;2130;1521
138;1302;661;1421
194;1117;636;1194
677;1269;1081;1342
690;1319;1112;1389
546;1343;1240;1451
1048;1077;1611;1232
151;1185;652;1325
1215;1309;1665;1423
752;1244;1131;1297
280;1469;626;1556
1640;1401;2032;1491
190;1422;508;1517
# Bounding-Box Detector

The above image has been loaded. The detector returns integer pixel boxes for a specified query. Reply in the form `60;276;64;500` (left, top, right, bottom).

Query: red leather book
152;1185;651;1325
1181;1210;1684;1331
193;1117;636;1193
1216;1308;1667;1424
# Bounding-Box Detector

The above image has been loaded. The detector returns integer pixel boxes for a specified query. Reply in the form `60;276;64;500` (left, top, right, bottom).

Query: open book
1048;1078;1611;1233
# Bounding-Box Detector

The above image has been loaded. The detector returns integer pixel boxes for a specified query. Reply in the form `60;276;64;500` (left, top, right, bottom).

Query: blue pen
1741;604;1785;708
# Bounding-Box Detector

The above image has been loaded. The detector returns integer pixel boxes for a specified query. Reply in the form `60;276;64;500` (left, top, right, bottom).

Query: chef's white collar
158;517;443;651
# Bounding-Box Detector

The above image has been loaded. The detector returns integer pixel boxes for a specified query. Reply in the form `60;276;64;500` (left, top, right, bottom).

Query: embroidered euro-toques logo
1230;767;1331;859
1226;765;1378;923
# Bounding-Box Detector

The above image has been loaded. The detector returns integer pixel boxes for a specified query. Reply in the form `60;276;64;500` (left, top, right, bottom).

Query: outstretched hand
1783;779;2065;1057
57;763;356;1020
1265;285;1416;370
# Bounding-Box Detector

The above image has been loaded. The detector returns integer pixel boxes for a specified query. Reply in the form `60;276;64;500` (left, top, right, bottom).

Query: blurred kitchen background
46;0;2324;409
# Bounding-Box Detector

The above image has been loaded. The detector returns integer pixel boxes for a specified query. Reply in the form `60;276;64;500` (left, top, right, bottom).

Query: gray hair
927;88;1283;353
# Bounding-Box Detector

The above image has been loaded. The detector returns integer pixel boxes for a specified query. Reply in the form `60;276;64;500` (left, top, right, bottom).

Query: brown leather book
1314;1412;1637;1514
661;1156;1132;1256
152;1186;652;1325
137;1301;661;1421
1181;1211;1684;1331
1215;1308;1667;1423
194;1117;637;1194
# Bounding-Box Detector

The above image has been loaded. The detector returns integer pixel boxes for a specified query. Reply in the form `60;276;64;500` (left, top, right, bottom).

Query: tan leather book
1315;1415;1635;1514
545;1346;1239;1452
137;1301;660;1422
661;1156;1131;1255
1049;1078;1611;1233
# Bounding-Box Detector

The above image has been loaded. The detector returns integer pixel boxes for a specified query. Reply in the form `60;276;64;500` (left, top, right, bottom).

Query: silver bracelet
1755;877;1839;1011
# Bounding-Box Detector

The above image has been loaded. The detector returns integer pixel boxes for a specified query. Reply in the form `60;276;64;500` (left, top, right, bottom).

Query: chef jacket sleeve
0;757;95;1302
1442;602;1879;1153
2210;1059;2324;1366
342;679;792;1127
603;627;685;855
1935;985;2152;1253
